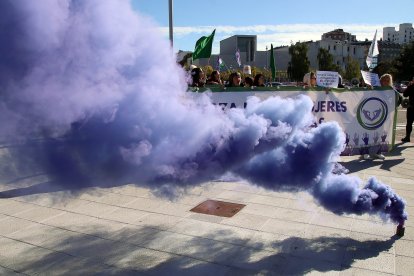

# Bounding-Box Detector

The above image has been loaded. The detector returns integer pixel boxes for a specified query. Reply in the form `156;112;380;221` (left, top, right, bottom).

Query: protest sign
361;70;380;86
316;71;339;88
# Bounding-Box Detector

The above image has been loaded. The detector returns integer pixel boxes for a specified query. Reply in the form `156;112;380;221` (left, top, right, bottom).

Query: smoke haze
0;0;407;224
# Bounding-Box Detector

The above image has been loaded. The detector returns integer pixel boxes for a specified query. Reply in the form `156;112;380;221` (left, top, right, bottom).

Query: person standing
226;72;244;87
362;74;395;160
206;70;222;85
190;67;205;88
402;77;414;143
244;76;254;87
253;74;266;87
303;72;317;87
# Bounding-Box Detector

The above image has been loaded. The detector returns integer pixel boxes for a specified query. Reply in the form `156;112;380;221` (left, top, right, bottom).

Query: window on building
334;45;336;50
353;48;356;54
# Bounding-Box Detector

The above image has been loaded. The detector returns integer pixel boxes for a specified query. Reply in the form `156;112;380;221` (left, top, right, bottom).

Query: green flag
270;44;276;81
192;29;215;61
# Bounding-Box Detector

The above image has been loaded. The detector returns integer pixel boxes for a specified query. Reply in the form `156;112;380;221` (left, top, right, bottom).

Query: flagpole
168;0;173;47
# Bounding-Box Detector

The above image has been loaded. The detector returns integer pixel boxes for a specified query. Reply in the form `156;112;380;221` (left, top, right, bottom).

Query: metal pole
168;0;173;47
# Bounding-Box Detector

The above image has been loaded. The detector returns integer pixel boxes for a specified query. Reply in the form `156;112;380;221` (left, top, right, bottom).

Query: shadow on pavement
388;142;414;156
0;181;92;199
10;225;399;275
340;158;405;174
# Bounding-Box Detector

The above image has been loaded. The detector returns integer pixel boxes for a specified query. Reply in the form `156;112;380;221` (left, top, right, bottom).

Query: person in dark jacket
190;67;205;87
206;70;222;85
402;77;414;143
253;74;266;87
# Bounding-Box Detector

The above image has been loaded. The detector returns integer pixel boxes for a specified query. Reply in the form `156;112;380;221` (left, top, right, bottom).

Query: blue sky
132;0;414;54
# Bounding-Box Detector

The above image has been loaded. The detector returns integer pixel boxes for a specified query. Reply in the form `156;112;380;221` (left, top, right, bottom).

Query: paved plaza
0;121;413;275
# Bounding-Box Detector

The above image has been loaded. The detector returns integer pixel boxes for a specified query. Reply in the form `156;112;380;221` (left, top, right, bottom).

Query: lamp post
168;0;173;47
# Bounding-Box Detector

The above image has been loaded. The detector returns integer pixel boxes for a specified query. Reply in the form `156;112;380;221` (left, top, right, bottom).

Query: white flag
366;30;379;71
235;49;241;67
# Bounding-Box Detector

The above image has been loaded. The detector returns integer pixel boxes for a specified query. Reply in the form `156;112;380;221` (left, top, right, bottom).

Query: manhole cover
190;199;245;217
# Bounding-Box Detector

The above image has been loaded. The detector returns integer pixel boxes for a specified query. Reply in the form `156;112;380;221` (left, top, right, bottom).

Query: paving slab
1;136;414;275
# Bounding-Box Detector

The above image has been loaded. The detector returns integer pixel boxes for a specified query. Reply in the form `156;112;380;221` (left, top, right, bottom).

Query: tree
395;41;414;81
288;42;310;81
344;57;361;81
317;48;335;71
317;48;343;74
372;61;398;79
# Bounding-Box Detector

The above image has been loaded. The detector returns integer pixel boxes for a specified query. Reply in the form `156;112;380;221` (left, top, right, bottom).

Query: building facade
377;41;402;63
383;23;414;44
321;29;356;42
193;35;258;69
191;27;405;75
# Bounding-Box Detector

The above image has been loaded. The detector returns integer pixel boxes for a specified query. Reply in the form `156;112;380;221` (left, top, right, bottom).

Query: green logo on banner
356;97;388;130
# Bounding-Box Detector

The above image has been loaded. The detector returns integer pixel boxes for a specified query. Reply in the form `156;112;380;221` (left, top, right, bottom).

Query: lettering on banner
310;117;325;128
213;102;247;110
312;101;347;112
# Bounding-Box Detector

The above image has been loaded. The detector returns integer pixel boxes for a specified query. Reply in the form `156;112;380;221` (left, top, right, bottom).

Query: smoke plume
0;0;407;224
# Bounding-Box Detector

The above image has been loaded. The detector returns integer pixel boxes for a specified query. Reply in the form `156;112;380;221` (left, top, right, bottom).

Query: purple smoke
0;0;407;224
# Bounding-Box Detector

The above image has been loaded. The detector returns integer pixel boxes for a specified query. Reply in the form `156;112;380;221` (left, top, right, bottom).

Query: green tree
317;48;335;71
372;61;398;79
288;42;310;81
395;41;414;81
317;48;344;74
344;57;361;81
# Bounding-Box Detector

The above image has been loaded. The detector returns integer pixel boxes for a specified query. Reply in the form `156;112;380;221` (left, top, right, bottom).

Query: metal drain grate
190;199;245;217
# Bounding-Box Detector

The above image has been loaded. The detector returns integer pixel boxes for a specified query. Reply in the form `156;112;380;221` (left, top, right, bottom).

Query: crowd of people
189;66;403;91
189;67;414;158
189;67;275;88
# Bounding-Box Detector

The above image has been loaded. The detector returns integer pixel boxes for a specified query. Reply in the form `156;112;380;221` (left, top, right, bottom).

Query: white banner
196;89;396;155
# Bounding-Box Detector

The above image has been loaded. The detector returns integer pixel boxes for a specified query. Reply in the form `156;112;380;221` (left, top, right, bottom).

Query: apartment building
191;26;406;72
383;23;414;44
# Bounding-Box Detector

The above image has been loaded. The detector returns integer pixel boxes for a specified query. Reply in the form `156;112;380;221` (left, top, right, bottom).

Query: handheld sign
361;70;380;86
243;65;251;75
316;71;339;88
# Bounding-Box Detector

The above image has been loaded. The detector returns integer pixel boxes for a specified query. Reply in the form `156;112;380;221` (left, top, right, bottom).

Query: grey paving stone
98;206;149;223
0;265;22;275
394;238;414;257
12;204;64;222
0;201;34;216
339;267;393;276
395;255;414;275
1;139;414;275
170;218;256;246
281;255;342;275
260;218;308;237
0;217;37;236
220;212;269;231
310;212;354;231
